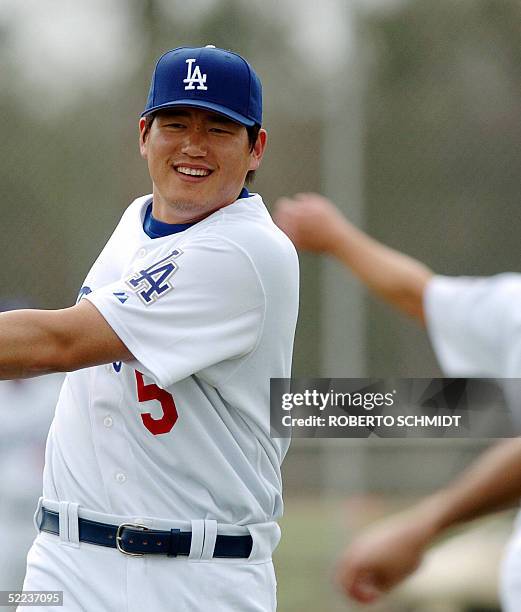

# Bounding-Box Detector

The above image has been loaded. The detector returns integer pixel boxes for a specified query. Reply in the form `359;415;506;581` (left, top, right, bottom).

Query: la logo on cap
183;59;208;91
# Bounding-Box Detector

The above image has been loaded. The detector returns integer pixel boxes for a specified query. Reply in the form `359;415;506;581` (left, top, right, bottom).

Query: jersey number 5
135;371;178;435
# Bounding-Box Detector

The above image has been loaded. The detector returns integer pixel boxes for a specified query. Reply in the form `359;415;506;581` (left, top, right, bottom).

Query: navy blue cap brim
141;99;257;127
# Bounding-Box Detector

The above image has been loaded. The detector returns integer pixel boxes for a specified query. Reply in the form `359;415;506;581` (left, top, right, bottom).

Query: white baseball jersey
41;189;298;532
425;273;521;379
424;273;521;612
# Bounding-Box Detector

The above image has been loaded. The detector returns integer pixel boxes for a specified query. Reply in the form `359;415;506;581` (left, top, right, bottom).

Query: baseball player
1;46;299;611
274;192;521;610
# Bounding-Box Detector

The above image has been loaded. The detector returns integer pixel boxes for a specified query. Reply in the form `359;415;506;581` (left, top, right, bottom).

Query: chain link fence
1;1;520;610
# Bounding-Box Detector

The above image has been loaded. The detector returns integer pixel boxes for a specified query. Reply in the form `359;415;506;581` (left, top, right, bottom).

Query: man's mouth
174;166;212;177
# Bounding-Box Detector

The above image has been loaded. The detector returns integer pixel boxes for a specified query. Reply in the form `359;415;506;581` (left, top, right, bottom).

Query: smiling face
139;108;267;224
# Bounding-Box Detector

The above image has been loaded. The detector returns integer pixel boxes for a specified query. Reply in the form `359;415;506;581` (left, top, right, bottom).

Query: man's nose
181;127;208;156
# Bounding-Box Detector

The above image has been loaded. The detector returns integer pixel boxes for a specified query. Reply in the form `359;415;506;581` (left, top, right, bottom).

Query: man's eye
210;127;231;134
164;123;185;129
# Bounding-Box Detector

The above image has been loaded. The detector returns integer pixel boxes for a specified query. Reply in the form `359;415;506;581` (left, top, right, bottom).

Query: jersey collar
143;188;250;239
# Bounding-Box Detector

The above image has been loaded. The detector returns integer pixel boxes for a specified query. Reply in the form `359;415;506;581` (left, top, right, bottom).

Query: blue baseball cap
142;45;262;127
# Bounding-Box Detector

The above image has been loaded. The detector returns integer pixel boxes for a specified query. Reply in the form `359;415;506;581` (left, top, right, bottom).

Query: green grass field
274;497;356;612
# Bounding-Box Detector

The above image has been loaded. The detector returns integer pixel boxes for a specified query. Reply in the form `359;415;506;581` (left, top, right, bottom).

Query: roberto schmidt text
282;414;462;428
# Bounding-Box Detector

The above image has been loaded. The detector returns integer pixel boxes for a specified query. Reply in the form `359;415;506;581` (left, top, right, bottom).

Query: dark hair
142;112;261;185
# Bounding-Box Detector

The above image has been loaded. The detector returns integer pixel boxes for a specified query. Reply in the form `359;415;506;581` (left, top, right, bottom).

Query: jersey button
103;416;113;428
115;472;127;483
137;248;147;258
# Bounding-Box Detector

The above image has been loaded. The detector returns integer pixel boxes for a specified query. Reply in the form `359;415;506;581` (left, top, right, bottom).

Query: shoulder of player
179;220;298;274
428;272;521;300
124;192;298;275
196;194;298;255
426;272;521;330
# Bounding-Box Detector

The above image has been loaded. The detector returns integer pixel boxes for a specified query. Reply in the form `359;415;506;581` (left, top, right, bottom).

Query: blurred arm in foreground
332;439;521;603
274;192;521;605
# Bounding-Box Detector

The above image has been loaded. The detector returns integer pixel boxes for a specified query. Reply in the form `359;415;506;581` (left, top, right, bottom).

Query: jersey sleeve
85;236;265;388
424;273;521;377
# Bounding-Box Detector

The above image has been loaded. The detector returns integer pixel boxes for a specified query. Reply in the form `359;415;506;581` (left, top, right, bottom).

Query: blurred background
1;0;521;610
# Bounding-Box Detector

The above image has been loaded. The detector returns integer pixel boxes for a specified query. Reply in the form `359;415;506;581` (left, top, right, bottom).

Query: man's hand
273;193;350;255
335;512;431;604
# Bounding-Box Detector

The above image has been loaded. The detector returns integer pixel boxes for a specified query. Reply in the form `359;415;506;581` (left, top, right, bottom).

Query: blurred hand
273;193;349;254
335;513;430;604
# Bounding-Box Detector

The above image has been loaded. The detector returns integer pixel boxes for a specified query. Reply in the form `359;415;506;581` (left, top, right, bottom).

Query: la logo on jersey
183;59;208;91
126;249;182;305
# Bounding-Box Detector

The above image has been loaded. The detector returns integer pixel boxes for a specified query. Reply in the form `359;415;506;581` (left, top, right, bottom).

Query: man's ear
139;117;148;159
248;128;268;172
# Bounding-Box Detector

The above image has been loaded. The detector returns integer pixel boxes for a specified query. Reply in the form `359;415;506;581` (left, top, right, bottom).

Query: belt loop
200;520;217;560
33;497;43;534
67;503;80;547
58;501;80;548
246;522;281;562
58;502;69;544
188;519;205;560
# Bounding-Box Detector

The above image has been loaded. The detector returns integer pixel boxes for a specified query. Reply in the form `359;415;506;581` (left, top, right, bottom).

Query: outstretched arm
337;437;521;603
0;300;132;379
274;193;433;323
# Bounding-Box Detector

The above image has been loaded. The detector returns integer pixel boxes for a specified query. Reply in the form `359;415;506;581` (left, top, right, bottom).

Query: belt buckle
116;522;149;557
